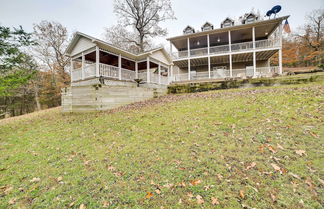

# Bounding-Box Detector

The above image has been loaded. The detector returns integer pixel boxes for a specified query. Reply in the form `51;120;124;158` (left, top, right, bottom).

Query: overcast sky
0;0;323;46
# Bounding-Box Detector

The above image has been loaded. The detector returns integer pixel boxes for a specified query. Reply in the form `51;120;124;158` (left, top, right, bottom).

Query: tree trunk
34;86;41;111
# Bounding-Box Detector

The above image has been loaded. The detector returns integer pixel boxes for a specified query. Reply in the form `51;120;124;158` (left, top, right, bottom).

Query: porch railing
172;39;280;59
99;63;119;79
84;63;96;78
172;66;279;82
72;68;82;81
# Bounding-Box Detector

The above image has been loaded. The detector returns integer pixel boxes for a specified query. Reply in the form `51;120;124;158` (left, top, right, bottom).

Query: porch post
146;57;150;83
95;46;100;77
229;54;233;77
158;62;161;84
207;34;211;78
70;58;73;82
188;59;191;80
187;37;190;57
135;61;138;79
279;49;282;74
118;54;122;80
81;52;85;80
187;37;191;80
252;27;256;77
169;41;173;56
228;31;232;77
278;22;283;74
170;64;174;82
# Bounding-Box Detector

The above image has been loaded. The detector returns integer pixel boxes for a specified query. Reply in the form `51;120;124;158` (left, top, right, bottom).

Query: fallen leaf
4;186;13;194
155;189;161;194
196;195;204;204
187;192;194;198
79;203;86;209
107;166;115;171
102;201;110;208
270;193;276;202
271;163;281;172
295;150;306;156
145;192;154;199
277;143;284;150
211;197;220;205
267;145;277;153
318;178;324;186
190;179;202;186
163;183;173;188
84;160;91;165
309;131;319;138
289;172;301;180
246;162;256;170
178;198;182;204
57;176;63;182
239;190;245;199
69;202;75;207
8;198;16;205
30;177;40;183
216;174;223;181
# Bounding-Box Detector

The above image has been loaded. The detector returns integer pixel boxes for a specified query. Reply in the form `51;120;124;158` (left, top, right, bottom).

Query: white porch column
158;63;161;84
208;57;211;79
278;22;283;74
279;49;283;74
118;54;122;80
229;54;233;77
252;27;256;77
135;61;138;79
187;37;190;57
207;34;211;78
187;37;191;80
146;57;150;83
170;64;174;82
81;52;85;80
228;31;232;77
70;58;73;82
169;41;173;56
188;59;191;80
95;46;99;77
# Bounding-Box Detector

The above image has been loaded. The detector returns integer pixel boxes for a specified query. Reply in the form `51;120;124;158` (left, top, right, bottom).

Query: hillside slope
0;83;323;208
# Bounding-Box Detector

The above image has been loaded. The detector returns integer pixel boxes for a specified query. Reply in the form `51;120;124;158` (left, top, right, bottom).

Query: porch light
217;37;221;42
265;32;268;35
197;40;200;46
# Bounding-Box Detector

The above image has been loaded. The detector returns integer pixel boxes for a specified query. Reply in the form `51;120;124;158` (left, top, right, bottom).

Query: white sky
0;0;323;47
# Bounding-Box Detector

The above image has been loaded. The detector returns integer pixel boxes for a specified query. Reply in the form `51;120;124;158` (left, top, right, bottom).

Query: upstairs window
201;22;214;31
183;26;195;34
221;18;234;28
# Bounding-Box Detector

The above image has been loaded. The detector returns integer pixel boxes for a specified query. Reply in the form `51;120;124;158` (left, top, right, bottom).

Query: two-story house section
168;14;290;82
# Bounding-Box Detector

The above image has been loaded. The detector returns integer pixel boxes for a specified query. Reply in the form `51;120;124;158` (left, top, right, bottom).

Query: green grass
0;82;323;208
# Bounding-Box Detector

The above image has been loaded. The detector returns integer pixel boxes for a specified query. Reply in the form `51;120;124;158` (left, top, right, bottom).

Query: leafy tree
0;26;36;97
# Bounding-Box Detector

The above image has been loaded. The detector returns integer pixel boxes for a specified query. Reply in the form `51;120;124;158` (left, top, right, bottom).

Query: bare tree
298;9;324;51
33;21;70;84
113;0;175;52
104;24;158;53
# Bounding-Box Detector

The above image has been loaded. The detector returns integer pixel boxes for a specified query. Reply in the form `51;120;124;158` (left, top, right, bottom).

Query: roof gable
201;22;214;31
183;25;195;34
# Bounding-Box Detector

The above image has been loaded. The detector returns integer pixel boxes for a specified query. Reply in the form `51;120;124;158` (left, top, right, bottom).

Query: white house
168;15;289;82
65;32;173;86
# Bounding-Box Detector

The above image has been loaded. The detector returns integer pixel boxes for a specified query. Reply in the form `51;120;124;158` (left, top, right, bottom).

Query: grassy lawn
0;82;323;208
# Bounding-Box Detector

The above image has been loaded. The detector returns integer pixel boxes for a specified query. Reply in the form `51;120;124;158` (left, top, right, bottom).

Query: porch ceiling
173;50;277;68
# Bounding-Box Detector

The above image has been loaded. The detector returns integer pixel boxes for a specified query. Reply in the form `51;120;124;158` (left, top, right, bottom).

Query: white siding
71;37;96;57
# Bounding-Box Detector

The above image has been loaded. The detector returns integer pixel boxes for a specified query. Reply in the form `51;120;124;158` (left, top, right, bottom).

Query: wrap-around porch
71;47;171;85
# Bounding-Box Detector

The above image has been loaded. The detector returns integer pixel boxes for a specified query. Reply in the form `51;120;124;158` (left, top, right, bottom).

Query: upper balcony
172;38;280;59
168;16;288;61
